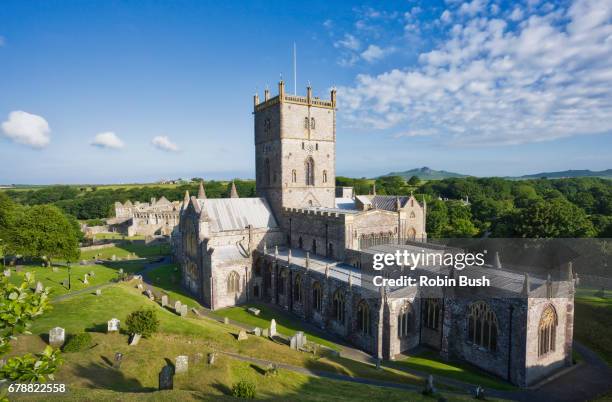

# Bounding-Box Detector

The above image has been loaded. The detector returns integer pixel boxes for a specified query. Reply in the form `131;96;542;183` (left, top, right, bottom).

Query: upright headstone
262;328;269;337
161;295;168;307
52;267;58;273
137;284;143;290
207;352;217;365
295;331;306;348
174;301;182;313
111;254;117;261
290;335;298;350
158;365;174;390
48;327;65;347
175;355;188;373
83;274;89;285
424;374;436;395
180;304;188;317
96;288;102;296
2;269;9;277
474;385;485;400
113;352;123;369
193;352;203;364
129;333;141;346
107;318;120;333
237;330;248;341
223;317;230;325
253;327;262;337
270;319;277;337
145;289;154;300
35;281;44;294
119;268;124;275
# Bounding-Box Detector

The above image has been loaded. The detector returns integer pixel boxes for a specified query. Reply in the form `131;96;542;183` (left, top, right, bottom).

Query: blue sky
0;0;611;184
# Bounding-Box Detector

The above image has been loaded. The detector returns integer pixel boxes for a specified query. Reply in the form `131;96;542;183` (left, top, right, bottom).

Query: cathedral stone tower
254;81;337;222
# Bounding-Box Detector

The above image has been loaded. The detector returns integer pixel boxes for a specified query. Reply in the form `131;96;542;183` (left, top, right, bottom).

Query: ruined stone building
173;81;575;387
111;196;181;236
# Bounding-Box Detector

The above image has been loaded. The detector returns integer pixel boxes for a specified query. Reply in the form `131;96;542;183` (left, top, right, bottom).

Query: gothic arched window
357;300;371;335
467;301;498;351
264;158;271;185
294;274;302;302
305;157;315;186
323;170;328;183
328;242;334;258
410;211;416;219
227;271;240;294
298;237;303;249
424;299;440;330
398;302;414;338
311;117;316;129
254;259;262;277
333;290;345;324
312;239;317;254
278;270;287;295
312;282;322;312
292;169;297;183
304;117;310;129
538;305;557;357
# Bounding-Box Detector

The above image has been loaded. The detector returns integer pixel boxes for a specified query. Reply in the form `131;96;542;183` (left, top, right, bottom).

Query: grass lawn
89;233;146;241
145;263;202;308
574;288;612;365
214;302;341;351
79;242;171;261
390;350;516;391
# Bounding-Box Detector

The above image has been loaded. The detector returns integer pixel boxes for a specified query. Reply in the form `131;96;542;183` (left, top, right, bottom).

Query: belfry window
292;169;297;183
398;302;413;338
311;117;316;129
538;305;557;357
467;302;498;351
323;170;328;183
305;157;315;186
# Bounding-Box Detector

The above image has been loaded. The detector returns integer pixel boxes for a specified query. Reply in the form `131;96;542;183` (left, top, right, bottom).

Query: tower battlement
254;81;336;112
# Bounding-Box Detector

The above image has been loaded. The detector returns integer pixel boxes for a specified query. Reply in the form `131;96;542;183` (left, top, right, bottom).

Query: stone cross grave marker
107;318;120;333
175;355;188;373
270;319;277;337
158;365;173;390
49;327;65;347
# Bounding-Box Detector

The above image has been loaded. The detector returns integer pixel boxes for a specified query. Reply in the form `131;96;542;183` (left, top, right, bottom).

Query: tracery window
292;169;297;183
227;271;240;294
538;305;557;357
333;290;345;324
398;302;414;338
293;274;302;302
424;299;440;330
312;282;322;312
467;302;498;351
357;300;371;335
305;157;315;185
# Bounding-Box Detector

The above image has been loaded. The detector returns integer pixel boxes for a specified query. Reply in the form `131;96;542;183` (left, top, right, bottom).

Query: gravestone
119;268;124;274
191;307;200;316
96;288;102;296
248;307;261;316
253;327;262;337
180;305;188;317
145;289;154;300
107;318;120;333
175;355;188;373
3;269;10;277
223;317;229;325
270;319;277;337
35;281;44;294
49;327;65;347
262;328;269;337
52;267;58;273
161;295;168;307
111;254;117;261
295;331;306;349
137;284;143;290
113;352;123;369
207;352;217;365
423;374;436;395
290;335;298;350
237;330;248;341
474;385;485;400
129;333;141;346
83;274;89;285
158;365;173;390
174;301;182;313
193;352;203;364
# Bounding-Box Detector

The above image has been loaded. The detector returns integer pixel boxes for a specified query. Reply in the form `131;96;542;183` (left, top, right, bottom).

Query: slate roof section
197;198;278;232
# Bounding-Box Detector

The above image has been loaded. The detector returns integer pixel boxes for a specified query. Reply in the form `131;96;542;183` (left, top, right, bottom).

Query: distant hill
381;167;469;180
513;169;612;179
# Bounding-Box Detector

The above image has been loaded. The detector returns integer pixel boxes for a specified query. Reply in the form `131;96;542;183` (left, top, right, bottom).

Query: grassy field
390;350;516;391
88;233;146;241
8;283;495;401
574;288;612;365
79;242;171;261
145;263;202;308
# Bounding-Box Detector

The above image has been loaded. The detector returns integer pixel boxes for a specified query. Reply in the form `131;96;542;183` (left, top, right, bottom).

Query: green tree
407;175;421;186
0;274;62;382
511;198;596;237
11;205;80;264
425;200;449;238
125;308;159;338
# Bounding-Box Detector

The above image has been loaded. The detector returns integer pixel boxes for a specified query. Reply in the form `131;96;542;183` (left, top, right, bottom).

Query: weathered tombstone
107;318;120;333
113;352;123;369
111;254;117;261
52;267;58;273
161;295;168;307
207;352;217;365
270;319;277;337
158;365;174;390
96;288;102;296
262;328;269;337
423;374;436;395
48;327;65;347
145;289;154;300
474;385;485;400
35;281;44;294
137;284;143;290
253;327;262;337
175;355;188;373
295;331;306;348
223;317;229;325
191;307;200;316
290;335;298;350
129;333;141;346
179;304;188;317
237;330;248;341
174;301;182;313
193;352;203;364
248;307;261;316
119;268;124;275
3;269;10;277
83;274;89;285
265;363;278;377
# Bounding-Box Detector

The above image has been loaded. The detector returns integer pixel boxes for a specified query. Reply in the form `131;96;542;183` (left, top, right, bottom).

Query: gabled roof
197;198;277;232
155;196;171;205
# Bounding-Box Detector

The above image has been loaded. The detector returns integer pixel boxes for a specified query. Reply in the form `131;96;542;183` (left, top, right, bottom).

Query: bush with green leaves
63;333;92;352
125;308;159;338
231;380;256;398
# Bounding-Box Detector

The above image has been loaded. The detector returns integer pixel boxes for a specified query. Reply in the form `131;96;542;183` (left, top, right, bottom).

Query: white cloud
459;0;486;16
1;111;51;148
91;132;124;149
509;7;524;21
440;10;452;24
338;0;612;146
361;44;395;62
152;135;179;152
334;34;361;51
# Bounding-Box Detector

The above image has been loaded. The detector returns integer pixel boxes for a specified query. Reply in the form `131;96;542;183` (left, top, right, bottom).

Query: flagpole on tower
293;42;297;95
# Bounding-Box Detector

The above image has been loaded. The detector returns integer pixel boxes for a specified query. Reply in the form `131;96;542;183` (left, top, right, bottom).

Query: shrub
63;333;92;352
231;380;256;398
125;308;159;338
